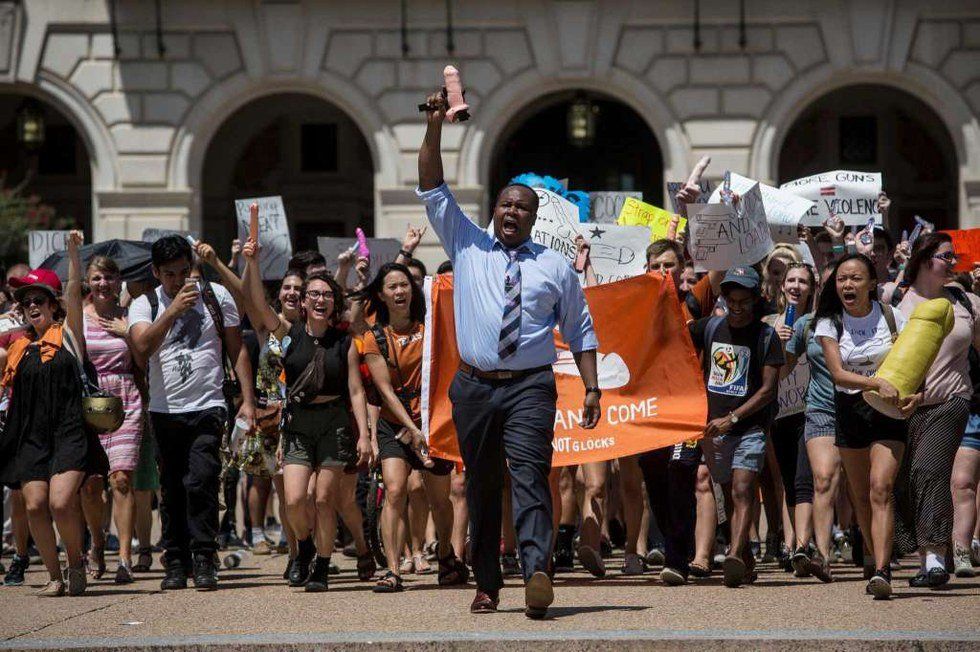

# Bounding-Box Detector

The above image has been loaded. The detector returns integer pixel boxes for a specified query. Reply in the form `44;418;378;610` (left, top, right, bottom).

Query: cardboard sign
423;272;707;466
617;197;686;242
589;191;642;224
777;355;809;418
687;183;773;272
28;230;70;268
531;188;649;285
942;229;980;272
667;179;713;214
780;170;882;227
235;196;292;280
317;236;402;283
708;173;812;243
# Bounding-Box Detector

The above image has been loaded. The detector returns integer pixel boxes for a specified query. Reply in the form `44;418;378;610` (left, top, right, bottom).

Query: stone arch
460;68;688;200
171;71;399;231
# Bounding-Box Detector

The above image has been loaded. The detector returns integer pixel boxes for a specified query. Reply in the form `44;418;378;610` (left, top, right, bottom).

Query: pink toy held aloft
443;65;470;123
355;227;371;259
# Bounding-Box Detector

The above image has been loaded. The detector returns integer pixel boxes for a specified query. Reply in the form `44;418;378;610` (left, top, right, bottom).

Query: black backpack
944;286;980;413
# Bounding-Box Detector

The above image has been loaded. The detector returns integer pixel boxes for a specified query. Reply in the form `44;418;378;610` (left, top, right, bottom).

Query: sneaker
524;571;553;620
809;552;834;583
36;579;65;597
192;554;218;591
4;554;29;586
161;560;188;590
660;567;686;586
501;553;521;577
971;539;980;567
621;552;645;576
114;562;134;585
252;539;273;556
644;548;665;567
749;540;762;561
722;555;746;588
867;568;892;599
305;557;330;592
790;546;811;577
64;565;87;596
954;545;976;578
132;547;153;573
578;544;606;578
599;537;613;559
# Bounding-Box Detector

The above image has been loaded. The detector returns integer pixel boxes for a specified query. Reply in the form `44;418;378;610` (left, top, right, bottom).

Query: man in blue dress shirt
417;90;600;619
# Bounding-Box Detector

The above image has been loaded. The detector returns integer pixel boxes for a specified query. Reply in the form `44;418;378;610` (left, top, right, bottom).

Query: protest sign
589;191;642;224
780;170;882;227
777;355;809;418
423;272;707;466
688;183;773;272
28;230;69;268
235;196;292;279
708;172;811;243
942;229;980;272
141;228;198;243
531;188;648;284
317;236;402;282
667;179;713;214
617;197;686;242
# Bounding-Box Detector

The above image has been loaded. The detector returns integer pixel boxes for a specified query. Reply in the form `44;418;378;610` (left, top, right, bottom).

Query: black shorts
834;391;907;449
376;417;453;476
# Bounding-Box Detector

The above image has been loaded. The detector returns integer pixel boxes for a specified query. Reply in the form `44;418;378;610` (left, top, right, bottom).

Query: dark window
839;116;877;165
38;124;78;175
301;123;338;172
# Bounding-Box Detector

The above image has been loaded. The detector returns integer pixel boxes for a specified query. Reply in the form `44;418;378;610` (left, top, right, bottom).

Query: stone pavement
1;551;979;650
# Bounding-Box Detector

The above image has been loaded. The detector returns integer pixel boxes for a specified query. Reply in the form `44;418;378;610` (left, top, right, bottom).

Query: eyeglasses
20;295;49;308
304;290;333;301
933;252;959;264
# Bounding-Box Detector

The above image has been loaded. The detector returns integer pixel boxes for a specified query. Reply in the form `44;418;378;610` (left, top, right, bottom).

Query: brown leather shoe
524;571;554;619
470;589;499;614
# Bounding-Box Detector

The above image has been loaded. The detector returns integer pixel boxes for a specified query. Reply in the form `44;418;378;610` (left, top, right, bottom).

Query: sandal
357;553;377;582
438;553;470;586
413;552;433;575
88;547;106;580
689;561;711;578
372;570;404;593
400;557;415;574
132;547;153;573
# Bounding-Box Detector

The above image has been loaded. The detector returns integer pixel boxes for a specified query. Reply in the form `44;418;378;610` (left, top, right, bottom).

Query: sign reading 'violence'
780;170;882;226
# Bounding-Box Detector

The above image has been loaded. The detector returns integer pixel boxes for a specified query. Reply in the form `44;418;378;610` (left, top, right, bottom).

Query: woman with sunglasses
239;234;372;593
815;253;912;599
896;233;980;588
764;262;819;576
0;231;108;596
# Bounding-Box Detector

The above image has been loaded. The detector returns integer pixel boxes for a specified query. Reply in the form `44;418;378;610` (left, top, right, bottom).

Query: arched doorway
202;93;374;257
778;85;958;230
0;94;91;267
490;92;664;217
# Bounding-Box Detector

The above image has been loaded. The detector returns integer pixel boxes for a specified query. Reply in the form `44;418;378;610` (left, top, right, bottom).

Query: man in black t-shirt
689;266;783;588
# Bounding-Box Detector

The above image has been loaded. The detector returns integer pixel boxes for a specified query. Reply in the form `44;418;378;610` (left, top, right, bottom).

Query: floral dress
233;333;285;476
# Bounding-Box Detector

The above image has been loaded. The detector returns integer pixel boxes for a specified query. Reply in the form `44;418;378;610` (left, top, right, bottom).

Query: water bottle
785;304;797;328
223;550;248;569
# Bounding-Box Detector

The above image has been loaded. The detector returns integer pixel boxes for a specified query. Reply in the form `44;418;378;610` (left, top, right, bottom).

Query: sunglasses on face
933;252;959;264
21;295;49;308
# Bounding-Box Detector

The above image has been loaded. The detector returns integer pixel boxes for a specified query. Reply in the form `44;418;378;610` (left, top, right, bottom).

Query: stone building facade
3;0;980;265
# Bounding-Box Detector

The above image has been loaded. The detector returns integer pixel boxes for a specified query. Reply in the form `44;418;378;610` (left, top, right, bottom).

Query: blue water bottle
785;304;797;328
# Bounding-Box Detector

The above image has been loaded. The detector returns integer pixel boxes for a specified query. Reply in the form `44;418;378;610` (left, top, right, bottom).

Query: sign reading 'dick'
530;188;650;285
317;237;402;283
589;191;642;224
708;173;812;244
688;183;773;272
235;196;292;280
28;230;70;269
780;170;882;227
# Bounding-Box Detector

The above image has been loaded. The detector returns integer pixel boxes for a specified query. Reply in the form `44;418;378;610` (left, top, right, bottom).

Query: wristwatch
729;411;740;424
585;386;602;399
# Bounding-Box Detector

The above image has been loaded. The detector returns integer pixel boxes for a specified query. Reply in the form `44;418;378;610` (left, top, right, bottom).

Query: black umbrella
39;239;154;282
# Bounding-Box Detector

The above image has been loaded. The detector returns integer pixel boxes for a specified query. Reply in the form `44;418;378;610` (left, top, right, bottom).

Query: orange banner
943;229;980;272
425;273;708;466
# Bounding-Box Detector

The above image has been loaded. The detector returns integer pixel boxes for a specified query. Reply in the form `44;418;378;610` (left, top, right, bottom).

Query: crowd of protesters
2;105;980;613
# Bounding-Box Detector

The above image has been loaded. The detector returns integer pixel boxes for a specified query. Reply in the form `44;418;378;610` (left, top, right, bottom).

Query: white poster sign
687;183;773;272
317;236;402;284
667;179;713;214
235;196;292;280
777;354;809;418
589;191;642;224
28;230;69;268
708;173;812;243
779;170;882;227
531;188;649;285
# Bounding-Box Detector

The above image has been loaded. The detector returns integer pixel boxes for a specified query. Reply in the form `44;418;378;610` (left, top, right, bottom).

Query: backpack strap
199;280;235;384
757;322;776;367
879;301;898;342
370;323;391;367
945;285;977;320
147;288;159;321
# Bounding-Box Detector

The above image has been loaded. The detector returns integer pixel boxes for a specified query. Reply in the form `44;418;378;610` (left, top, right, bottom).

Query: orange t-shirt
681;275;716;324
362;321;424;425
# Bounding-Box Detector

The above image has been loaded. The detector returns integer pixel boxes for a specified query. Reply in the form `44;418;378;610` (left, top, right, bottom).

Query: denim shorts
804;410;836;442
700;427;766;484
962;413;980;452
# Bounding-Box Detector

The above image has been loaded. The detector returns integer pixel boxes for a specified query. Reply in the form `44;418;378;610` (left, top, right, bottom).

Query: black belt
459;362;552;381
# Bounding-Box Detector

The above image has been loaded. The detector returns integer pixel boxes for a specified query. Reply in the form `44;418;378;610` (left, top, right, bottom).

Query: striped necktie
498;247;525;359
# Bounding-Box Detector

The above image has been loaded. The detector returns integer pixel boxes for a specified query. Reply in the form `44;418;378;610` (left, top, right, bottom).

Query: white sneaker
954;545;976;578
660;567;686;586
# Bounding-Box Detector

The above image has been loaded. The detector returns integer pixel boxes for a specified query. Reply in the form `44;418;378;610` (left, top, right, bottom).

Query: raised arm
194;240;245;314
418;91;447;191
65;230;86;358
396;224;427;265
240;236;289;340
